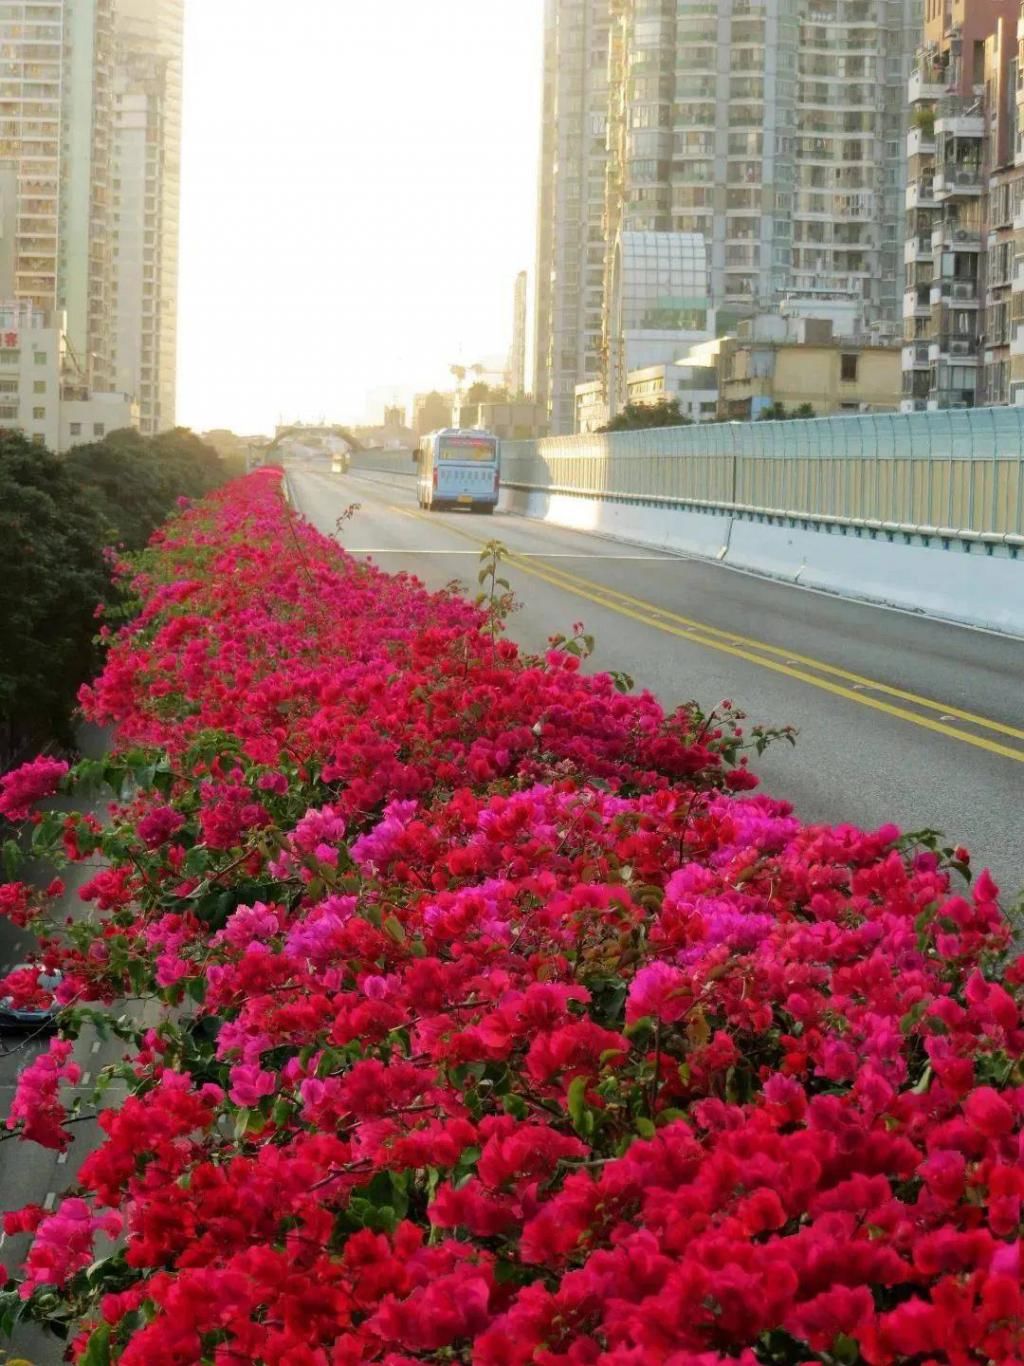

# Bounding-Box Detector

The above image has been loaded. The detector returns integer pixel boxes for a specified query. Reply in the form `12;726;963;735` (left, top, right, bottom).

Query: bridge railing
501;408;1024;543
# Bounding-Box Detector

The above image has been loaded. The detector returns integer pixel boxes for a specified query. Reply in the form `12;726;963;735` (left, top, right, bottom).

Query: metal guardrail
501;409;1024;543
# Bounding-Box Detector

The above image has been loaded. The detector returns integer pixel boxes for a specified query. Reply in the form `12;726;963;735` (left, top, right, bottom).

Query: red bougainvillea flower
0;469;1019;1365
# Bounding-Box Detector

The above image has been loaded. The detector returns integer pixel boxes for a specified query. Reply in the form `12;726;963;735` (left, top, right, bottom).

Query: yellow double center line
393;501;1024;766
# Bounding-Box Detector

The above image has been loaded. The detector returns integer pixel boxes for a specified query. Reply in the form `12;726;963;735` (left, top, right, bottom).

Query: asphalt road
290;461;1024;906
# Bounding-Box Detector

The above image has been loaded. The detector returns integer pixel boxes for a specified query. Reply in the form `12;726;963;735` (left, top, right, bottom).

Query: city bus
415;429;500;513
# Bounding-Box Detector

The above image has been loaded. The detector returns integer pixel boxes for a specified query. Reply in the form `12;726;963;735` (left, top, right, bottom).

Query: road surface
290;462;1024;906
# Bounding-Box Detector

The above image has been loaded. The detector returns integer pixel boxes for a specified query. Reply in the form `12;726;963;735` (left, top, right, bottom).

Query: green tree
1;427;226;766
464;382;510;406
757;402;816;421
415;391;452;436
0;433;109;765
599;400;691;433
65;427;225;551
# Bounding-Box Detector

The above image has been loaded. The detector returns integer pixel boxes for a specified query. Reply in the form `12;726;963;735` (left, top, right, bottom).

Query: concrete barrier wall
498;484;1024;638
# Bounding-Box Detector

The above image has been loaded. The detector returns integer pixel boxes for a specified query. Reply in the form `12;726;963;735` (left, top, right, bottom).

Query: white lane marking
80;1071;91;1086
349;550;674;561
91;1041;102;1055
43;1192;56;1211
349;549;482;555
56;1151;68;1166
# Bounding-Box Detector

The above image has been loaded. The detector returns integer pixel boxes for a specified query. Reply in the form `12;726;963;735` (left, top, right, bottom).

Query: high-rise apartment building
0;0;180;432
111;0;182;434
533;0;610;434
0;3;64;319
604;0;917;330
63;0;116;390
901;0;1021;411
535;0;919;430
508;269;527;396
0;0;117;386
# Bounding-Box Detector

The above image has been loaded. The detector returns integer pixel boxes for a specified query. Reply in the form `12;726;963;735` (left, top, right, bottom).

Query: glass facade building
0;0;180;422
607;230;711;408
534;0;610;435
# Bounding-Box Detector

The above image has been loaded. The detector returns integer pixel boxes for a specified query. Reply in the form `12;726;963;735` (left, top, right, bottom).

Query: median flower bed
1;469;1021;1365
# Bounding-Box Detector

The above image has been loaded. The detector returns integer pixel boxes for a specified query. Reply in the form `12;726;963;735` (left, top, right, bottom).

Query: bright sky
177;1;544;436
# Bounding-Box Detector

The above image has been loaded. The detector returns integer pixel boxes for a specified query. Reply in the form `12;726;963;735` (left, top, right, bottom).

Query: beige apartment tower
111;0;182;434
0;0;181;433
901;0;1024;410
534;0;610;435
0;0;116;388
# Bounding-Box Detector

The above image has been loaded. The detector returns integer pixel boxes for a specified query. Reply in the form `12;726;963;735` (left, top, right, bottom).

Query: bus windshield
438;436;496;463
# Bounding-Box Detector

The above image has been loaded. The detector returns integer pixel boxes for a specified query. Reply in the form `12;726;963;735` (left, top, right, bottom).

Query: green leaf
271;1097;293;1127
233;1108;258;1140
832;1333;859;1364
566;1075;594;1137
186;976;207;1004
78;1325;111;1366
383;914;406;944
502;1093;528;1120
183;846;211;876
2;838;22;880
900;1000;927;1036
126;957;151;996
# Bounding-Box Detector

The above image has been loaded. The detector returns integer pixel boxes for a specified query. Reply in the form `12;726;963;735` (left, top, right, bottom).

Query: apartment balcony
934;164;983;198
903;289;932;319
1013;261;1024;294
935;107;984;140
1010;324;1024;357
931;224;982;253
909;68;946;105
906;178;937;210
902;342;931;370
906;126;936;159
932;277;979;305
904;234;933;265
930;335;980;362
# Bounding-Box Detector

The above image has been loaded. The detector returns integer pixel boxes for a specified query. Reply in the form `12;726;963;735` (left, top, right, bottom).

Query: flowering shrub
0;470;1021;1365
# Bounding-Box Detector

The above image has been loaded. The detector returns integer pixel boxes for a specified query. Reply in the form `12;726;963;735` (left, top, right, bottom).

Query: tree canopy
599;400;693;433
0;433;109;764
463;382;510;406
64;427;224;551
1;427;225;768
757;401;817;421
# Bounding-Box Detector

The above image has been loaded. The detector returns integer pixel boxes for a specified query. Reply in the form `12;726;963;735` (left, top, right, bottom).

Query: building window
841;353;859;383
32;433;45;445
33;406;46;419
34;352;46;365
93;423;105;436
33;380;46;394
70;422;82;436
0;350;19;365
